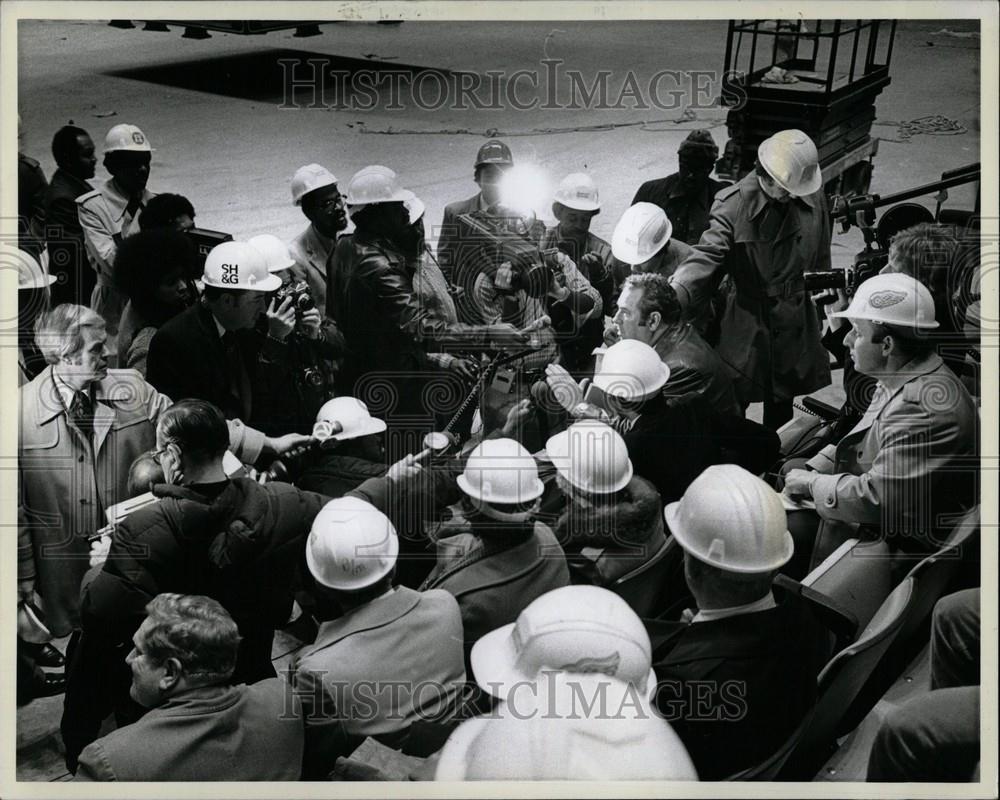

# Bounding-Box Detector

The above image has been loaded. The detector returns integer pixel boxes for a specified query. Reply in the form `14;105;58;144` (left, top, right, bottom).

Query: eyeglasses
150;447;169;465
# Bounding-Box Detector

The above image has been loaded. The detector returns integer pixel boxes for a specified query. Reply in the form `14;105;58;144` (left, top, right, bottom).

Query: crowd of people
12;116;982;782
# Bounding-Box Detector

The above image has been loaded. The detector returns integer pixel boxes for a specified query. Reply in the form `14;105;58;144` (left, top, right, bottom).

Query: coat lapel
91;400;116;454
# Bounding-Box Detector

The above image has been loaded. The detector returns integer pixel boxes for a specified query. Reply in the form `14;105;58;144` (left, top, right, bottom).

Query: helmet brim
329;417;388;441
828;310;940;329
469;622;526;697
201;272;283;292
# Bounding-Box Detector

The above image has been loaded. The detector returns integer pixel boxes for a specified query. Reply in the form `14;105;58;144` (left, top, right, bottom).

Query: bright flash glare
498;164;552;221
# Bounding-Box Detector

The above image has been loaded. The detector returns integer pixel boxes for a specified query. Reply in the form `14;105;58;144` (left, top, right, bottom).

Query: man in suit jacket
145;240;312;452
291;497;466;778
75;593;303;781
44;125;97;307
652;465;830;780
436;139;513;280
784;273;979;568
287;163;349;312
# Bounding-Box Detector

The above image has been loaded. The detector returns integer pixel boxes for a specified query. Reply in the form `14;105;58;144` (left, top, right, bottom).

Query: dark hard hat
678;130;719;161
475;139;513;167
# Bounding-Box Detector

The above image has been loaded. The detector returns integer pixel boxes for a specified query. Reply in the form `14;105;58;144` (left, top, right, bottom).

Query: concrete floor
17;18;980;250
12;15;982;783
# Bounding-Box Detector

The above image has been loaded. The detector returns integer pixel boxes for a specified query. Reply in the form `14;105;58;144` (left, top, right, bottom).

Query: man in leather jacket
327;168;528;446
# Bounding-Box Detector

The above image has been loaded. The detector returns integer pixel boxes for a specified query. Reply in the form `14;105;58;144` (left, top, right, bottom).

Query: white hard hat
757;129;822;197
611;202;672;265
456;438;544;506
545;421;633;495
345;165;414;207
435;673;698;781
553;172;600;212
5;245;56;290
665;464;794;573
306;497;399;591
313;397;387;442
247;234;295;273
291;163;338;206
103;123;154;154
829;272;939;330
404;195;426;225
471;585;656;699
592;338;670;400
201;241;281;292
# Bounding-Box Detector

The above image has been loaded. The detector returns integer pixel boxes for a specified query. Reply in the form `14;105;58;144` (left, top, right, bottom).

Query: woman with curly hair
114;229;197;373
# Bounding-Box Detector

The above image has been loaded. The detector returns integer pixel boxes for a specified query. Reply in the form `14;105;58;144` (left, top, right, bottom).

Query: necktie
221;332;252;420
69;390;95;432
123;196;143;231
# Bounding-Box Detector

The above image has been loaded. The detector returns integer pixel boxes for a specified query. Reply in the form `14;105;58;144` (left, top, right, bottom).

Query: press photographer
145;240;315;457
452;205;603;365
248;234;345;436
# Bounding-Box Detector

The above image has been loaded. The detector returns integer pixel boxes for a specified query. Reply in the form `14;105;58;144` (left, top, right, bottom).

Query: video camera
804;255;883;299
455;208;562;299
187;227;234;272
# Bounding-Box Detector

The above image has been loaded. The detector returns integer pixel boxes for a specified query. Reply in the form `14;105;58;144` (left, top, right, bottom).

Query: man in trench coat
669;130;832;429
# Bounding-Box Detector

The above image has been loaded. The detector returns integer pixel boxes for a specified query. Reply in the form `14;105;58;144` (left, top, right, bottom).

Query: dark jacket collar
52;167;94;197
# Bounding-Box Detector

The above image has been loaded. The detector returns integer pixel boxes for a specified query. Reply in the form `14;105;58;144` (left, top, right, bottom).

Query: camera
804;253;884;299
275;279;315;315
300;367;326;388
454;209;561;299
